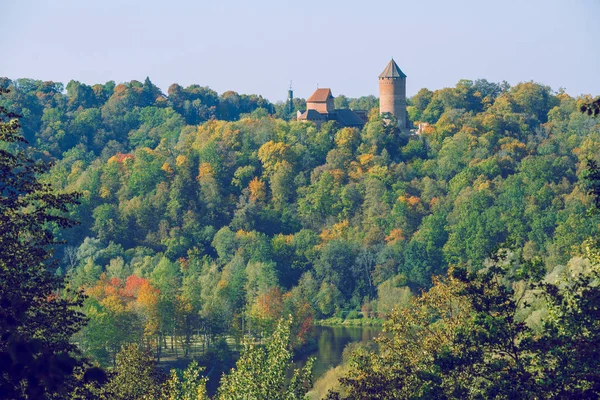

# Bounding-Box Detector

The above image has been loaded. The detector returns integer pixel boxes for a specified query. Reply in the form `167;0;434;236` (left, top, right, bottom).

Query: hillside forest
1;75;599;399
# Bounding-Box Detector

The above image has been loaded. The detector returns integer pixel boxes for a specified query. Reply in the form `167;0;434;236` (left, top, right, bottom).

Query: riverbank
315;317;384;327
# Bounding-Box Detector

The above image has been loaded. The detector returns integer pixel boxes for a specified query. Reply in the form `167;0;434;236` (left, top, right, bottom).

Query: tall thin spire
287;81;294;114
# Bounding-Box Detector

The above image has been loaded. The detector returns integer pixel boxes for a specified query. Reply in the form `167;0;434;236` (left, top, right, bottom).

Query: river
296;325;382;379
161;324;382;396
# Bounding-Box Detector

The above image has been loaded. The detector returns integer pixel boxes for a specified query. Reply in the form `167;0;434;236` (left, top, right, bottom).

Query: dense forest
1;76;599;399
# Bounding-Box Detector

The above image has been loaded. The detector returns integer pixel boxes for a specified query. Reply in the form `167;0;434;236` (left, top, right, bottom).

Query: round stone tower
379;58;407;129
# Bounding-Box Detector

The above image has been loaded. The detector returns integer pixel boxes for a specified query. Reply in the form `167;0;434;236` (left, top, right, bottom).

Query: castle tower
379;58;407;129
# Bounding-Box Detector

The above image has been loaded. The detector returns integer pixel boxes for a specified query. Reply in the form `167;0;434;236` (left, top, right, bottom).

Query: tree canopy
1;75;599;398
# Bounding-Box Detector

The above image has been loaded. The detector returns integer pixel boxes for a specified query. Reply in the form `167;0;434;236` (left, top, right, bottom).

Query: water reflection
296;325;381;379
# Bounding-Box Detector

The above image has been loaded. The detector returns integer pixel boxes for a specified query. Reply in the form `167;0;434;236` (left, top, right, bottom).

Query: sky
1;0;599;103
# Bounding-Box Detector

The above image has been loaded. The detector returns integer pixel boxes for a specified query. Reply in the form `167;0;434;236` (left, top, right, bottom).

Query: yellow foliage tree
258;140;292;177
248;177;266;203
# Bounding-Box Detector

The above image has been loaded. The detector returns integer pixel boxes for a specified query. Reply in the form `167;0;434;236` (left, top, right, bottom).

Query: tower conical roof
379;59;406;79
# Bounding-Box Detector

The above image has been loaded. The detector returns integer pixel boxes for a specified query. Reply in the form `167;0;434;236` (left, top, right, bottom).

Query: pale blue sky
1;0;599;102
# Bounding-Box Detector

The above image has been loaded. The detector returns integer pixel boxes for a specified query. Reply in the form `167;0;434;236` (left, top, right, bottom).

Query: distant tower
288;81;294;114
379;58;407;129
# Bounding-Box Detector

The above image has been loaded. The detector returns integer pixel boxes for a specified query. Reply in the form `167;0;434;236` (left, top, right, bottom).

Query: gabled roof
307;88;334;103
379;59;407;79
333;109;365;127
298;109;327;121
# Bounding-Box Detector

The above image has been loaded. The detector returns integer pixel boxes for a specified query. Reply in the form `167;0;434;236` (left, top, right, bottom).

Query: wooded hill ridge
1;76;598;369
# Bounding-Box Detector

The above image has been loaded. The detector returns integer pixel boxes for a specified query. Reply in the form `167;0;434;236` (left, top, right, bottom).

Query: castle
296;59;407;130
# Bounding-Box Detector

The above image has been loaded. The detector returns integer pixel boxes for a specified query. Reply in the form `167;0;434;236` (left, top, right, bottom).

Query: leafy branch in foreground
334;250;600;399
0;88;104;398
580;97;600;117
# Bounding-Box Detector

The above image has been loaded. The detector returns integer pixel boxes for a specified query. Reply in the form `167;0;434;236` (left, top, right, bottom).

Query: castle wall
307;101;332;114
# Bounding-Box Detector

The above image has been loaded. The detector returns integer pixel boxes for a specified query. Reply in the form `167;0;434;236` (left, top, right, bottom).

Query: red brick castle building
297;59;407;129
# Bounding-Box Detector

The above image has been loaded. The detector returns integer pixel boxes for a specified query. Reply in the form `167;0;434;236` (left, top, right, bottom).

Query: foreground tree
161;361;209;400
334;250;600;399
217;317;314;400
106;344;165;400
332;273;471;399
0;89;102;398
580;96;600;117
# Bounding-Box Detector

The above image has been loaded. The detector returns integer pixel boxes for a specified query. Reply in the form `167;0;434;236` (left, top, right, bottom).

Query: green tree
336;250;600;399
217;317;314;400
106;343;165;399
0;89;104;398
161;361;208;400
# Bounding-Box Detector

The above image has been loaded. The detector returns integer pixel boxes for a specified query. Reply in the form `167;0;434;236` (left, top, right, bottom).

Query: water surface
296;325;381;379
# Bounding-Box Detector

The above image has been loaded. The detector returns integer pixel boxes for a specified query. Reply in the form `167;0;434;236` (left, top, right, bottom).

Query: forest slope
1;77;598;365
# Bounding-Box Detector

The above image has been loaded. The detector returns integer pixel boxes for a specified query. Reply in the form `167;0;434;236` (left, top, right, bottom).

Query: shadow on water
295;325;381;379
